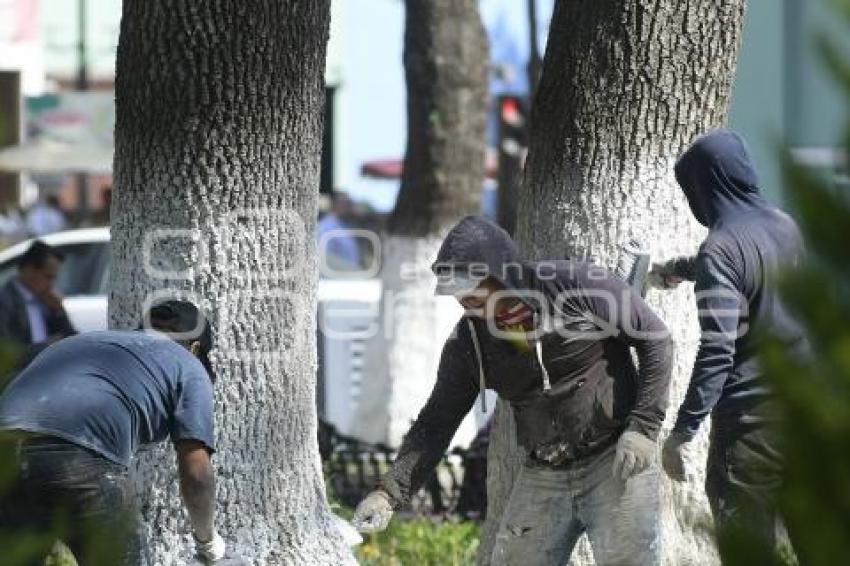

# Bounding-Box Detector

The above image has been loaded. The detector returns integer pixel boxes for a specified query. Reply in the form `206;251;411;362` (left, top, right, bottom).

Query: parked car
0;228;110;332
0;228;380;434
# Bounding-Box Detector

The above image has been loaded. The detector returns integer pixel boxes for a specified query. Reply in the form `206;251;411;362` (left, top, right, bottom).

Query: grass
356;516;479;566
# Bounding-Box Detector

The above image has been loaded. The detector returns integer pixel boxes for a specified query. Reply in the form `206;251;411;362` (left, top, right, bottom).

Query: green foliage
723;2;850;564
332;503;479;566
356;517;479;566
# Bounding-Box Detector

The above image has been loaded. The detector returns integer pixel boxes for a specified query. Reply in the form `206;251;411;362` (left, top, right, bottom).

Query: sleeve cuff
377;474;405;509
625;416;660;441
671;420;699;442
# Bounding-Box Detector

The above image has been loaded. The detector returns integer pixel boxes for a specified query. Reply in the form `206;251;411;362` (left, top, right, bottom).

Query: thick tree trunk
353;0;488;447
110;1;353;564
388;0;489;238
479;1;747;565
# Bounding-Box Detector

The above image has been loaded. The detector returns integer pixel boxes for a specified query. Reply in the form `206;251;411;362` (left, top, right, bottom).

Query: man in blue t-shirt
0;300;226;564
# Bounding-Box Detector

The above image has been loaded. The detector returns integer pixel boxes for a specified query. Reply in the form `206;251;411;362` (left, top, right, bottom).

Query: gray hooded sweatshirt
380;216;673;506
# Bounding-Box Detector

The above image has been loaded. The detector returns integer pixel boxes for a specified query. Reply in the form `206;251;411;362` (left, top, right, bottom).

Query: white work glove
612;430;657;480
662;431;690;482
194;530;226;563
351;489;394;533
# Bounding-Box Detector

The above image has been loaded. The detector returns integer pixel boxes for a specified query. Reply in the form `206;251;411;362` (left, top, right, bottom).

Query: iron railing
319;419;488;520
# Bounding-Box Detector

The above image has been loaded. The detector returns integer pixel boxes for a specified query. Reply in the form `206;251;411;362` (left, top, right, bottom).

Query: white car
0;228;380;434
0;228;110;332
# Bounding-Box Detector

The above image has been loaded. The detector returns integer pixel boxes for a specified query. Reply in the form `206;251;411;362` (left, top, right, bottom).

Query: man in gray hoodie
352;216;674;565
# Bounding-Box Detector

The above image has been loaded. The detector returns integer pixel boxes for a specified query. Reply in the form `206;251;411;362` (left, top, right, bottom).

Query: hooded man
352;216;673;565
654;129;807;552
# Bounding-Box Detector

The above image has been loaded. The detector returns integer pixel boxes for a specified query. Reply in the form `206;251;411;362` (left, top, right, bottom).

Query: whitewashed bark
110;1;353;564
479;1;747;565
352;236;479;448
354;0;488;448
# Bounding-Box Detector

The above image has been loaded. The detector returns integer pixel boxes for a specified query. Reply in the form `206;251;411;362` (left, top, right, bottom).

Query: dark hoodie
672;129;806;439
380;216;674;505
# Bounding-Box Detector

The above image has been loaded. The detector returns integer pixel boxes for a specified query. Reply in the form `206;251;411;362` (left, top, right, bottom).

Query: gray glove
612;430;657;480
648;256;697;290
351;489;394;533
662;431;690;482
194;530;226;563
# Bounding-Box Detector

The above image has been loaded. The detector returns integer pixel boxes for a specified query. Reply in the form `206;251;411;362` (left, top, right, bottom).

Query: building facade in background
5;0;845;212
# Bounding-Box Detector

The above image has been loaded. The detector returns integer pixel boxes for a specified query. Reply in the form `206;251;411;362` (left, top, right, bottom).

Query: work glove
612;430;657;481
194;530;226;563
647;261;685;290
351;489;394;533
662;431;690;482
648;256;699;290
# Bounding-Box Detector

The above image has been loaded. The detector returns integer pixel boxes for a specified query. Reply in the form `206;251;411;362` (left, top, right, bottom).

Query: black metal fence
318;419;489;520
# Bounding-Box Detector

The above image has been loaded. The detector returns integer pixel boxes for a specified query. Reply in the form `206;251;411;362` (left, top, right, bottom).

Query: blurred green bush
331;500;479;566
722;1;850;564
356;517;479;566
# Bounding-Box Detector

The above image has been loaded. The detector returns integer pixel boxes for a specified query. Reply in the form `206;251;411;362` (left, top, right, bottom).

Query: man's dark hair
142;300;215;381
19;240;63;269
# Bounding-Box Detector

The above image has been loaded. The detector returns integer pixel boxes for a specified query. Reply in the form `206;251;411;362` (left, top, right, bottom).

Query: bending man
353;216;673;566
0;300;226;564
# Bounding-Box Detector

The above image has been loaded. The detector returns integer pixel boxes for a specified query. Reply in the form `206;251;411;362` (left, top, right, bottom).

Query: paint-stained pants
491;445;661;566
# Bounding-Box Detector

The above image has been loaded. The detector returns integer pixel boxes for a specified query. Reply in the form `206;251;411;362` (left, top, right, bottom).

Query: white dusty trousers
491;445;661;566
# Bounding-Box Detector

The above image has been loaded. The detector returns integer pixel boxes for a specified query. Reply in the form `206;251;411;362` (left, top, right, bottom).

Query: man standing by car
655;129;807;553
352;216;674;565
0;240;77;355
0;300;226;564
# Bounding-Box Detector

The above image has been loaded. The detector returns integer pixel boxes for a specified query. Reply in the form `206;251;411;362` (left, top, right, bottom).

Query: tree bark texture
110;1;353;564
479;1;747;565
354;0;489;448
388;0;489;237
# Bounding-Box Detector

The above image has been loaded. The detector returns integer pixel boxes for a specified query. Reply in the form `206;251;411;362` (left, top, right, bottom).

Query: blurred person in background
317;191;361;272
0;204;26;246
0;301;226;564
98;186;112;226
26;195;67;237
0;240;76;358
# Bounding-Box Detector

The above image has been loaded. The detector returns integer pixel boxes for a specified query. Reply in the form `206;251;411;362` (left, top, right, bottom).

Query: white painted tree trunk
479;1;747;565
353;236;480;447
110;1;353;564
353;0;488;449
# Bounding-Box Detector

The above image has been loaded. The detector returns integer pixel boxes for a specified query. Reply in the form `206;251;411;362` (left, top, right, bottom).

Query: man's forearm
379;415;459;505
180;466;216;541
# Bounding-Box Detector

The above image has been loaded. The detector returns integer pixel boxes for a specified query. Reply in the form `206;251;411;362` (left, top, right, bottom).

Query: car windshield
54;243;108;295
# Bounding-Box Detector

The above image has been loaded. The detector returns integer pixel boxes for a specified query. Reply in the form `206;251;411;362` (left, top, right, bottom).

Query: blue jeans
491;445;661;566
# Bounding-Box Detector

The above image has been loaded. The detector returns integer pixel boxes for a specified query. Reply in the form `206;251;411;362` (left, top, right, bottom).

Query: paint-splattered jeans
491;444;661;566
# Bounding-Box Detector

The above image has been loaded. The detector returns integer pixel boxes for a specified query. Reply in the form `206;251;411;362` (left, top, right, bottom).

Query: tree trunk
353;0;488;447
479;1;747;565
388;0;489;238
110;1;353;563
